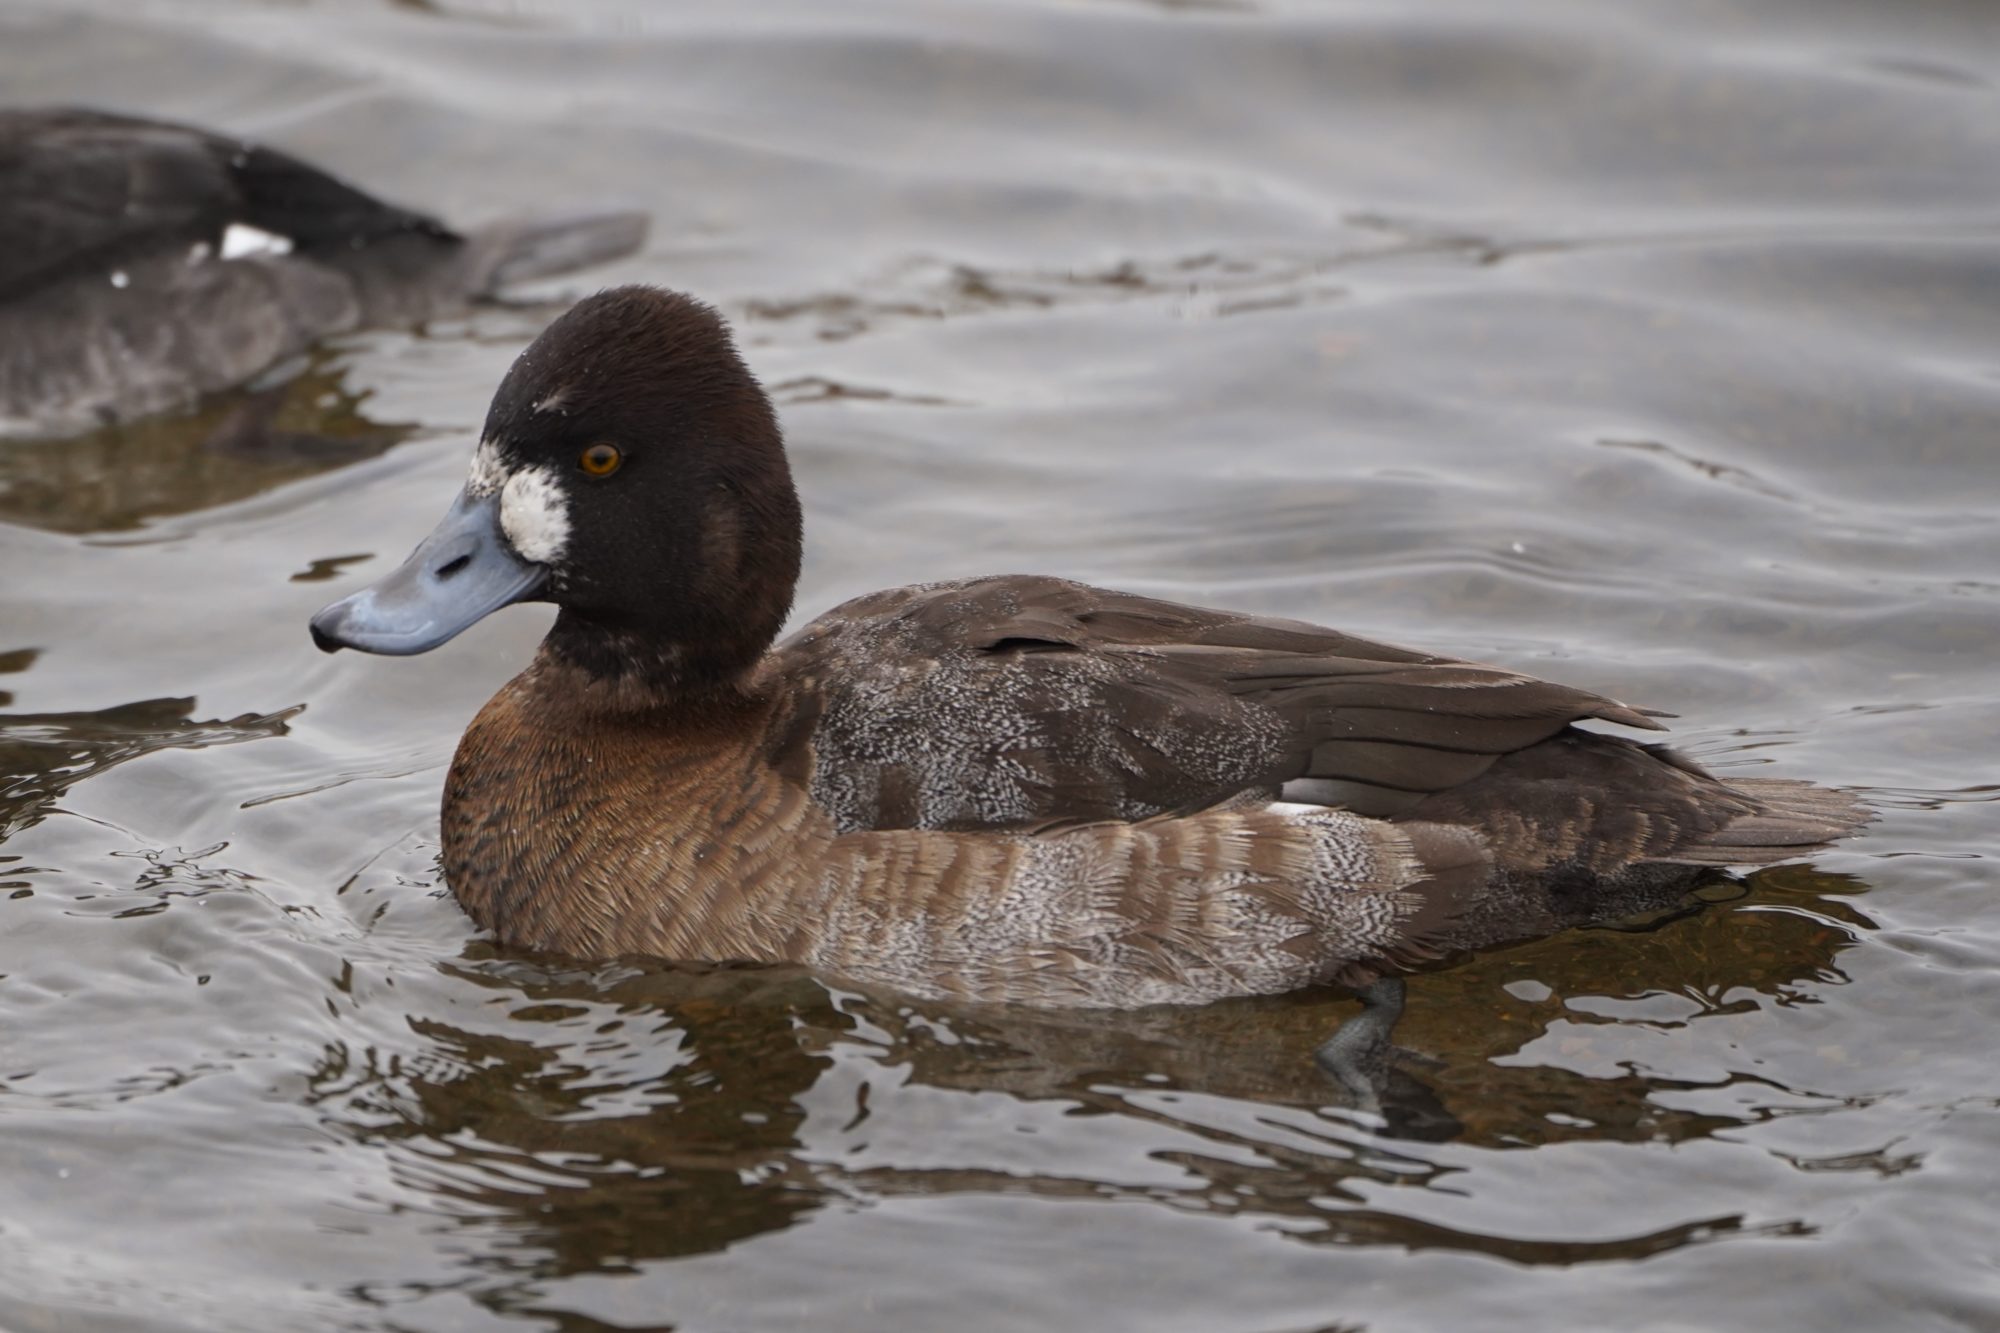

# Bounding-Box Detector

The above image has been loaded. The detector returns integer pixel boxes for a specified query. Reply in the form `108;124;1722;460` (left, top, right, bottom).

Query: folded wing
774;574;1671;833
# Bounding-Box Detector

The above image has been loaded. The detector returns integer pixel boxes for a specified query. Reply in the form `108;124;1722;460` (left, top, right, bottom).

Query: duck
308;284;1868;1075
0;107;648;439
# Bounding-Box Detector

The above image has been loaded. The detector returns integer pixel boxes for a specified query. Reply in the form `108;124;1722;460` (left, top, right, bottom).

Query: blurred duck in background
0;107;647;439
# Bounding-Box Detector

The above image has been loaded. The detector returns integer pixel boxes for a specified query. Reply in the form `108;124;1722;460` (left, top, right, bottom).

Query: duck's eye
578;443;623;477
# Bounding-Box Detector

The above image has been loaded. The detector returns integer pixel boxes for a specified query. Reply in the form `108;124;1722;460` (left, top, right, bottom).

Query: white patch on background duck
221;223;294;259
465;438;508;497
500;467;570;564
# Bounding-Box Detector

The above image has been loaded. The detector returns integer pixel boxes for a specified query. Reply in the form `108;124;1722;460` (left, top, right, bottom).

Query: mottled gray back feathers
777;575;1691;832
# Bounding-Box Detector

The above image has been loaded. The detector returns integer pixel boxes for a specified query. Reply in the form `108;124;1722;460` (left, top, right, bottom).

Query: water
2;1;1996;1329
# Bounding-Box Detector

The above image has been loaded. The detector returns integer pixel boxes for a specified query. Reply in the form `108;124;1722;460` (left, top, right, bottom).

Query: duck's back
0;108;449;301
774;575;1864;905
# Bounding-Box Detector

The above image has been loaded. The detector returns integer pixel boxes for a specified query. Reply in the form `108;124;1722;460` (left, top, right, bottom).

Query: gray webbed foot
1313;976;1405;1102
1313;977;1461;1139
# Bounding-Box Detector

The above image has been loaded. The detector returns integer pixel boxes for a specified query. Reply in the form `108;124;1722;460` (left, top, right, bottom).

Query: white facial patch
220;222;294;259
465;440;570;565
499;466;571;565
466;438;507;497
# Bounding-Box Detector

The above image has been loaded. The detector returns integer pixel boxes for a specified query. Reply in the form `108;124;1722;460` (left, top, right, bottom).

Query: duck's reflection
0;689;296;838
308;960;833;1282
0;361;409;534
306;863;1873;1292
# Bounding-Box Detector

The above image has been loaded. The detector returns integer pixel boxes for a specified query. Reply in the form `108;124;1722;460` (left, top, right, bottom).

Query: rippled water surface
3;1;1998;1329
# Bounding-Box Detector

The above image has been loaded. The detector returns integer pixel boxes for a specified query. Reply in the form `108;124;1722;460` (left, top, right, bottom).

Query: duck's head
310;286;802;691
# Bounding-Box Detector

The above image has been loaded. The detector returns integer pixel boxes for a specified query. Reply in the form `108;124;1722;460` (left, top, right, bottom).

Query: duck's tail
470;210;651;289
1660;777;1874;868
336;210;649;325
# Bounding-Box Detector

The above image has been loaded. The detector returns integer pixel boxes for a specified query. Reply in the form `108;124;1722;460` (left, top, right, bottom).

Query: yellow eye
579;443;622;477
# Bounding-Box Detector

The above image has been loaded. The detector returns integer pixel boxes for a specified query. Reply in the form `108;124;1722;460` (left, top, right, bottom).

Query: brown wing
772;574;1669;834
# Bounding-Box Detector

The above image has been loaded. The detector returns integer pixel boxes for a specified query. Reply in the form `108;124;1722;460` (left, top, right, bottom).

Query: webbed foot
1313;976;1406;1104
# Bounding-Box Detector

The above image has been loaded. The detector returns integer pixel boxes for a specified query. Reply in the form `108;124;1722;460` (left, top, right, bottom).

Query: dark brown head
310;286;802;694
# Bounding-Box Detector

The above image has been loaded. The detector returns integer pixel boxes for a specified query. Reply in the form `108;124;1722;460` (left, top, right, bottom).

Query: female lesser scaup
310;285;1867;1072
0;108;647;438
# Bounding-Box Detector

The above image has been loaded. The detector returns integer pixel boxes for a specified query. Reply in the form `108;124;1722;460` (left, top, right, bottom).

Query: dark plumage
0;107;648;437
310;285;1869;1060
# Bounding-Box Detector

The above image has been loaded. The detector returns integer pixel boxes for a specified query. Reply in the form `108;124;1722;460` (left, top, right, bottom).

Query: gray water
2;1;1997;1329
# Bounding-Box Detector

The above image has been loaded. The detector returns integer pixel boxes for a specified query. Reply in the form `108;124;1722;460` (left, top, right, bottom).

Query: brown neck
531;630;786;719
541;612;771;706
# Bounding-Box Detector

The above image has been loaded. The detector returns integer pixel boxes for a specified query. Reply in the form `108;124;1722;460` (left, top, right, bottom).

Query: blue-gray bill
309;489;544;655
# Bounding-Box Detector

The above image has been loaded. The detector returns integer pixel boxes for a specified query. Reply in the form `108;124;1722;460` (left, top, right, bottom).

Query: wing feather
774;575;1669;833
